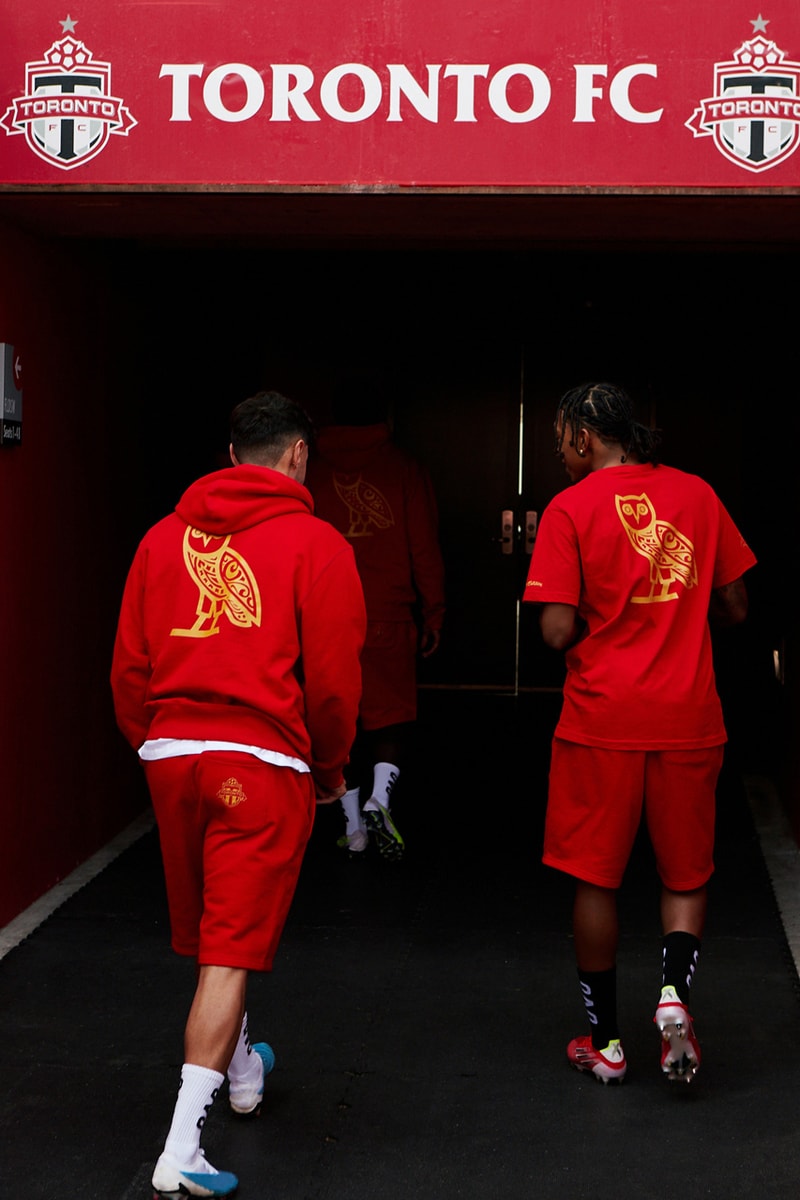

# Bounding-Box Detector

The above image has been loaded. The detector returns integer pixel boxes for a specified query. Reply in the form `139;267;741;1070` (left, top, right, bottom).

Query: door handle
499;509;514;555
524;510;538;554
497;510;537;555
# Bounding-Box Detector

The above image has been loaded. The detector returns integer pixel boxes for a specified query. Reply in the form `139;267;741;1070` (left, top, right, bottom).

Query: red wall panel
0;221;149;927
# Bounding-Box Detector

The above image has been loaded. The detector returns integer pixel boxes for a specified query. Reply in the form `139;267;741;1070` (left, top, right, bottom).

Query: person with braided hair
523;382;756;1086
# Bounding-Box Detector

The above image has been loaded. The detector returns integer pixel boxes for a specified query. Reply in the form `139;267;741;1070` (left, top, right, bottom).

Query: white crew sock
364;763;399;813
340;787;364;835
163;1062;225;1166
227;1013;261;1093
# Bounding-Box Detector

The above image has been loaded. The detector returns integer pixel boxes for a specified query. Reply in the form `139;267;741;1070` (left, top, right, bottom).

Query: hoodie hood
314;423;391;473
175;464;313;534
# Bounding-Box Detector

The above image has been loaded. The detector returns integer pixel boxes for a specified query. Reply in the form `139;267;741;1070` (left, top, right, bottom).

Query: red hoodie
306;423;445;631
111;464;366;793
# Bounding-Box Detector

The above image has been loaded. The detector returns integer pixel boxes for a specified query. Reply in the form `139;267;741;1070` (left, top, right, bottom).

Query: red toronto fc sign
1;5;799;187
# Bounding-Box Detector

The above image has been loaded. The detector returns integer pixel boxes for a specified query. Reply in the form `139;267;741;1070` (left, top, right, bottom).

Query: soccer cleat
229;1041;275;1116
151;1150;238;1198
336;828;369;855
566;1035;627;1084
655;986;701;1083
364;803;405;860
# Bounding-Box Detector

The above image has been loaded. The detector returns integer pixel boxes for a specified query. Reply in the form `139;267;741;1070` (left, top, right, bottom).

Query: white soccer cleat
229;1041;275;1115
151;1149;238;1197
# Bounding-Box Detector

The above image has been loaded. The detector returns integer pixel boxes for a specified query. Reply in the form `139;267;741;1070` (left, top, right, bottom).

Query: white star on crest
751;14;770;32
60;14;77;33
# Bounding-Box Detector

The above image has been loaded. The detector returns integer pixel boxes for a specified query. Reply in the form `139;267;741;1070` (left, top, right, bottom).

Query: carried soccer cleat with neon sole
655;986;701;1083
151;1150;238;1198
229;1041;275;1116
364;803;405;860
567;1035;627;1084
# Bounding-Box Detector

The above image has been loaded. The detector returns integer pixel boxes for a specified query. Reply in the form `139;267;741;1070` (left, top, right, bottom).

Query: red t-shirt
523;463;757;750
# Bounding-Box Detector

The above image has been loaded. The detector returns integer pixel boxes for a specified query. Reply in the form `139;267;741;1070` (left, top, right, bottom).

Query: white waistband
138;738;310;773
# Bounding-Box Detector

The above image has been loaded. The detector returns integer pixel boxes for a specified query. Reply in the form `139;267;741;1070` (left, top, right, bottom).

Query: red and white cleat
567;1035;627;1084
655;986;701;1083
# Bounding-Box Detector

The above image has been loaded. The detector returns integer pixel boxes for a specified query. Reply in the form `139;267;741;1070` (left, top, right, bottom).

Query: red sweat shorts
144;751;315;972
543;739;724;891
359;620;418;731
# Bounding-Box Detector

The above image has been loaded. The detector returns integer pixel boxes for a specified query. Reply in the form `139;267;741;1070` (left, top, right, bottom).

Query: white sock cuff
227;1013;253;1081
370;762;399;807
340;787;363;828
340;787;364;835
182;1062;225;1092
164;1063;225;1159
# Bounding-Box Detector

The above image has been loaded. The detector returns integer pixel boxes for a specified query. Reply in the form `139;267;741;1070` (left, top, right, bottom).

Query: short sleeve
523;502;582;606
712;499;757;589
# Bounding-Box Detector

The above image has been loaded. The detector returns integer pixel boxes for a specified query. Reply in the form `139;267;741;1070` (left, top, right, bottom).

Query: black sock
577;967;619;1050
661;932;701;1004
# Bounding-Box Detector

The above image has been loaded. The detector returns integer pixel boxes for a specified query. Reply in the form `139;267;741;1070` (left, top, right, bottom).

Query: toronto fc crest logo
0;16;136;170
216;777;248;809
686;15;800;173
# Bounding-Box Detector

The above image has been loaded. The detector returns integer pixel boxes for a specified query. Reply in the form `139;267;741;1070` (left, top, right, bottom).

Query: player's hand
420;627;441;657
315;782;347;805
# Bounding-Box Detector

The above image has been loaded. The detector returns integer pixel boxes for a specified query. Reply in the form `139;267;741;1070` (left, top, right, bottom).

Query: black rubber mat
1;693;798;1200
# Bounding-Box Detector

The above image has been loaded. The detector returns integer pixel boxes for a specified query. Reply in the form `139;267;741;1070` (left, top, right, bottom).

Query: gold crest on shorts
217;776;247;808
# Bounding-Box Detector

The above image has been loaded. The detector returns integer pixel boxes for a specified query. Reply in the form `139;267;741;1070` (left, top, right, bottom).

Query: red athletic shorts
144;752;315;971
543;739;724;891
359;620;418;731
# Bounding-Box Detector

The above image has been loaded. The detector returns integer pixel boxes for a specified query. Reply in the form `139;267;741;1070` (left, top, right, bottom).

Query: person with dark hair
304;382;445;861
111;390;366;1197
524;381;756;1086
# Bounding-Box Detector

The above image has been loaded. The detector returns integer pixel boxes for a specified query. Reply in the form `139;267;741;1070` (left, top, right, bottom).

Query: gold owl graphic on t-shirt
333;473;395;537
171;528;262;637
615;492;697;604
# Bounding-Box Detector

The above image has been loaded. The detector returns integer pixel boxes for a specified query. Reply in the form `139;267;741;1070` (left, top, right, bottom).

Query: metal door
395;345;568;695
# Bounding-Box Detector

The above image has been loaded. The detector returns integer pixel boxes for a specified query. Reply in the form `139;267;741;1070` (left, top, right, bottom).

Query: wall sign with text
1;345;23;448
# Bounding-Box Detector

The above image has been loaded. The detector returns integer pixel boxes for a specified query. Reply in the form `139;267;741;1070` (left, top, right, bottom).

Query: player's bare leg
573;880;618;972
152;966;248;1197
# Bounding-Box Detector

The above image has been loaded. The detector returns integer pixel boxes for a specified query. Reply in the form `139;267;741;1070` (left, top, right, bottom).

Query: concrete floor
1;693;798;1200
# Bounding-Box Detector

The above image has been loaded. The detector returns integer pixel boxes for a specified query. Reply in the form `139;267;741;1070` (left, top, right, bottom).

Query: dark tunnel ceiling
0;187;798;251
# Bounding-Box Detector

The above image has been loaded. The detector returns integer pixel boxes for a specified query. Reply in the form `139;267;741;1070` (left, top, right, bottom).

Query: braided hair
555;382;661;465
